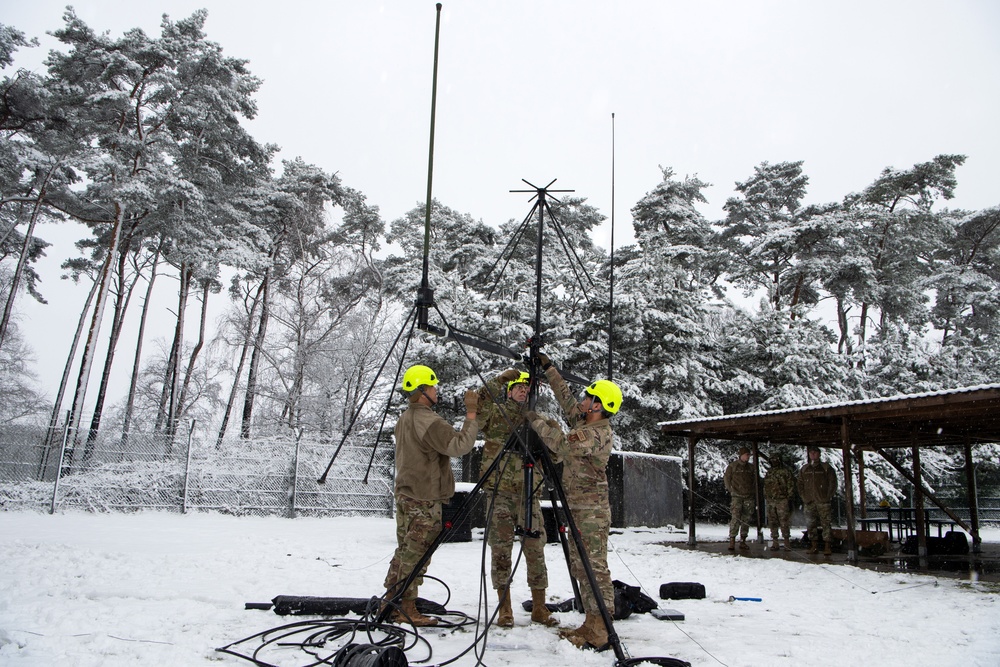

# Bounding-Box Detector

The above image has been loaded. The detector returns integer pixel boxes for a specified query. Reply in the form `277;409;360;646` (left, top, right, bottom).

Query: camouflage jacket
798;460;838;503
763;466;796;500
724;459;757;498
393;403;478;502
529;365;612;510
477;374;532;491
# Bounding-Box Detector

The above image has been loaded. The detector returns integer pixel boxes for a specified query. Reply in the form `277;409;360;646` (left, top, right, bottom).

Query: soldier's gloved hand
497;368;521;384
523;409;540;424
534;352;552;370
544;418;560;429
463;389;479;414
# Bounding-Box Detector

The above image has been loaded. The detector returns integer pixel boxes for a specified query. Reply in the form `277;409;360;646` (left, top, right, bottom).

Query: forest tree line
2;13;999;499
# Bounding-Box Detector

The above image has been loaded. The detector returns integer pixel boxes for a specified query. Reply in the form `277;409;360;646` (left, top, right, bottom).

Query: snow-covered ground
1;511;998;666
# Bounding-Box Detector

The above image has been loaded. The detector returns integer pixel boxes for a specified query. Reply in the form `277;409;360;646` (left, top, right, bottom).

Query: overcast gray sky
5;0;1000;400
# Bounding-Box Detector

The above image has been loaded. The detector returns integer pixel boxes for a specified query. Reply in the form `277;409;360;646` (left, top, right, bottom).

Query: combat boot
739;539;750;550
823;542;833;556
531;589;558;626
559;618;587;640
567;613;610;650
770;539;780;551
808;542;819;554
728;537;736;551
496;587;514;627
783;537;792;550
392;599;438;627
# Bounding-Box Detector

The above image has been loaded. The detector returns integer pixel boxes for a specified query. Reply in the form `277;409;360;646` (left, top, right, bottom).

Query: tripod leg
547;487;584;611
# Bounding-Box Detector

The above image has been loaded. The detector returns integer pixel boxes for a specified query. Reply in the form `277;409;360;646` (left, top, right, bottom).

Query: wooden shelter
659;384;1000;562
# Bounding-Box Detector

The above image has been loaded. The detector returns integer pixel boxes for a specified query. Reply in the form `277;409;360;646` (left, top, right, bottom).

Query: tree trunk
0;171;51;350
216;279;265;448
836;296;853;356
122;243;161;442
241;269;271;439
175;279;210;427
43;274;100;450
164;265;192;438
67;203;126;453
84;233;141;457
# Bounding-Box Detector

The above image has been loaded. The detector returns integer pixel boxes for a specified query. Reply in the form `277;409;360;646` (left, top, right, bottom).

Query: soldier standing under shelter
382;364;479;626
526;352;622;651
763;452;796;551
724;446;757;551
798;445;838;555
476;368;557;628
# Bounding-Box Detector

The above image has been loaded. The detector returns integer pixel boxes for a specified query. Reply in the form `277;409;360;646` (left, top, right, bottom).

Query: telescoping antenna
608;112;616;381
416;2;443;331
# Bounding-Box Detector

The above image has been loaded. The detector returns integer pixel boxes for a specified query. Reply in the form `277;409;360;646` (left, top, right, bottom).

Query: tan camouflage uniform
798;455;838;549
384;402;478;601
724;457;757;541
763;464;796;542
478;374;549;591
528;365;614;616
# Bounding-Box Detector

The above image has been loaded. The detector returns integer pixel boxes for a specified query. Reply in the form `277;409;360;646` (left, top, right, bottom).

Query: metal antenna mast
417;3;443;331
608;112;616;381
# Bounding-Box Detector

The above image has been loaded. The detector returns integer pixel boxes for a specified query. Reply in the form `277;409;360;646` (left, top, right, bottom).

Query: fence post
290;428;303;518
182;420;196;514
49;413;71;515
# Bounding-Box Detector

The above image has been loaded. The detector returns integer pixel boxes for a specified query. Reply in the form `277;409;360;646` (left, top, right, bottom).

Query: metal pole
49;412;71;514
182;420;195;514
607;112;615;381
417;2;444;331
290;428;303;518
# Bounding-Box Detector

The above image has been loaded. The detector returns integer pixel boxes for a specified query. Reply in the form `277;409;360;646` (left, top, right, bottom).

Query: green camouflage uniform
763;464;796;541
798;459;838;547
384;402;478;601
528;366;614;616
724;458;757;540
477;374;548;591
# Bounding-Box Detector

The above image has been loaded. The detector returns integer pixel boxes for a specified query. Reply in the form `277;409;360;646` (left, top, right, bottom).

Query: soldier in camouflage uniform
763;452;796;551
476;368;557;628
382;365;479;626
724;446;757;551
525;353;622;651
798;445;838;555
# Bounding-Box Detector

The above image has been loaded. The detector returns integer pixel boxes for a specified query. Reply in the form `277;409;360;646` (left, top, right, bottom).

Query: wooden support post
840;418;858;563
912;435;927;560
855;446;868;519
751;441;763;542
962;437;982;554
688;436;698;547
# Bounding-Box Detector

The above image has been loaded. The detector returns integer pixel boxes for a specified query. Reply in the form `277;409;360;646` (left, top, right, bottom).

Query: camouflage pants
804;500;833;545
766;497;792;540
487;487;549;590
728;495;755;539
384;495;441;601
566;505;614;616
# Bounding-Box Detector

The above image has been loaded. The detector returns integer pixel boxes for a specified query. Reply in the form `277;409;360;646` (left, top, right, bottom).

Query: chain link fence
0;422;395;517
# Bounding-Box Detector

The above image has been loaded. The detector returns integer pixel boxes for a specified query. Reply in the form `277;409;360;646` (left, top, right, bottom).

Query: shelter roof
658;384;1000;450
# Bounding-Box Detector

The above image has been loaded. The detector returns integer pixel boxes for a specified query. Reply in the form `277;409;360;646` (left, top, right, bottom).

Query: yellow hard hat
508;371;530;393
402;364;438;392
585;379;622;414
